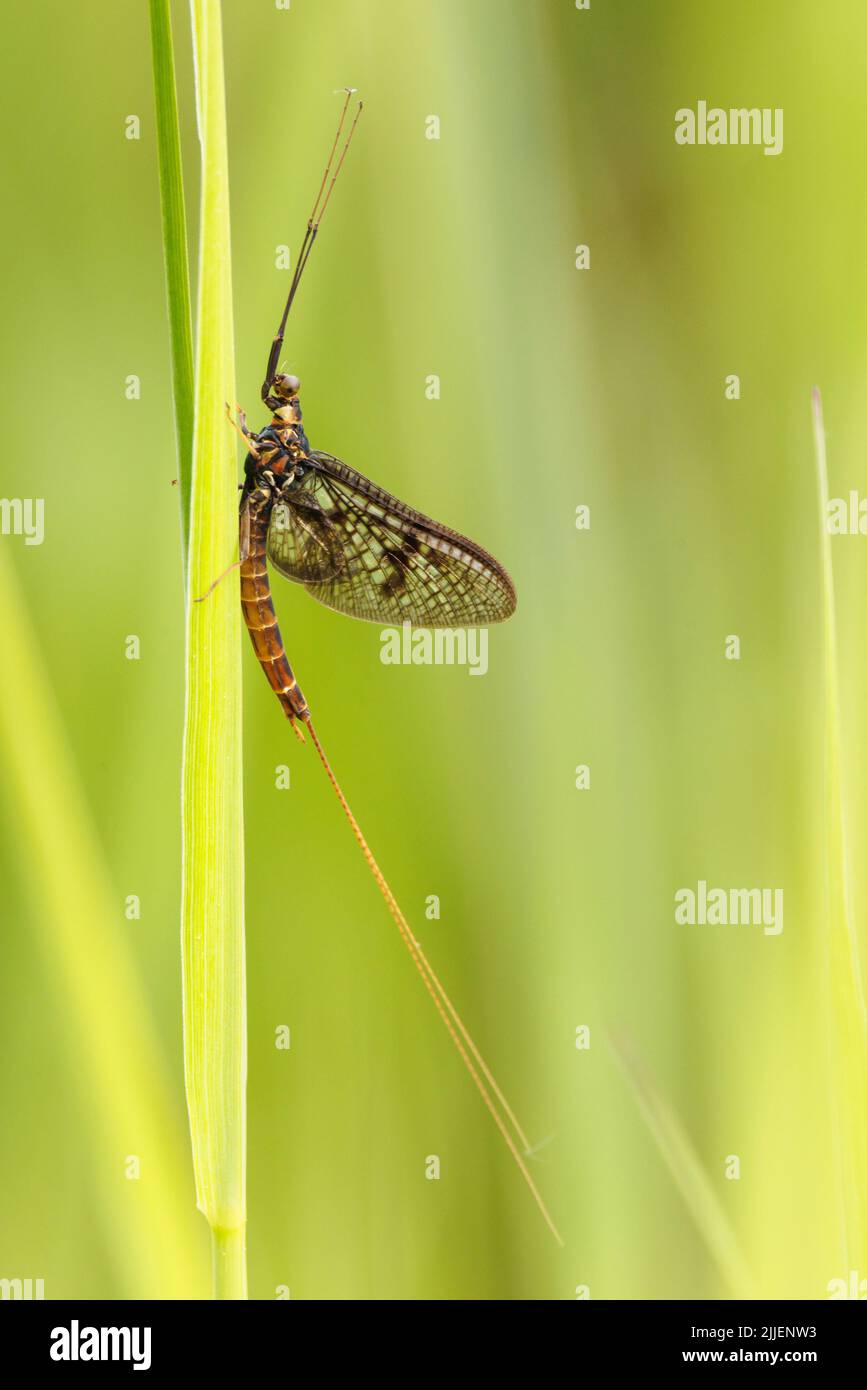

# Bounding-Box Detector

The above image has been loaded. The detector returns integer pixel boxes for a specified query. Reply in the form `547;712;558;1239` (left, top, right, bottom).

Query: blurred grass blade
0;548;205;1298
612;1034;755;1297
183;0;247;1299
812;388;867;1269
149;0;195;574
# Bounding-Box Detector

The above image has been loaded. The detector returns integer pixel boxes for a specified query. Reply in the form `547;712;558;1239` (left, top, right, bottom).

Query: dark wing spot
380;546;409;596
383;543;412;570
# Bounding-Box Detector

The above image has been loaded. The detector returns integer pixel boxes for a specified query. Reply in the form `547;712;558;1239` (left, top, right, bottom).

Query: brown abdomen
240;505;309;722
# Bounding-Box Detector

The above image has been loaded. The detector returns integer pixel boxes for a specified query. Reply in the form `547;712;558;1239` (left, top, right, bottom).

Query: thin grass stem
0;549;205;1297
612;1032;754;1296
812;387;867;1269
182;0;247;1299
149;0;195;575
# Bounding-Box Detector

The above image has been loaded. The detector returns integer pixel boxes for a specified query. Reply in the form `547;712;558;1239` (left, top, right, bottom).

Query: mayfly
206;91;560;1244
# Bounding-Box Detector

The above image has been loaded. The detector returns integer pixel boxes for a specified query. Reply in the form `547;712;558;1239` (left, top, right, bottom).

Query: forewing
271;450;516;627
266;489;346;582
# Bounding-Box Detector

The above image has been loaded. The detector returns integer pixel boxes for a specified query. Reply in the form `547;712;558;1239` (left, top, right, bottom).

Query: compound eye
283;374;301;395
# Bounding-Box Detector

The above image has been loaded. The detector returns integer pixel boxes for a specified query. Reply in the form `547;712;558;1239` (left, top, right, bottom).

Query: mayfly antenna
262;89;363;402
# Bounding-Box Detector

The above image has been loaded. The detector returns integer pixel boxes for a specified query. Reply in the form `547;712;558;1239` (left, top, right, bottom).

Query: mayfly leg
193;520;248;604
195;408;259;604
226;401;260;457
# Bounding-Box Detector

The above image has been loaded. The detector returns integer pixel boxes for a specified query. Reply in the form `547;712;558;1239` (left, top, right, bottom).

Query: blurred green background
2;0;867;1300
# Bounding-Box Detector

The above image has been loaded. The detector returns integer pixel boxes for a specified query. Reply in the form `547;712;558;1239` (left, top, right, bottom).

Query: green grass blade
812;388;867;1270
0;548;206;1298
612;1034;755;1297
182;0;246;1300
149;0;195;574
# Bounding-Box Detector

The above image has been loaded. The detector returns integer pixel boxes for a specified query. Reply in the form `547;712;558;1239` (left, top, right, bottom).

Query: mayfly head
272;372;300;403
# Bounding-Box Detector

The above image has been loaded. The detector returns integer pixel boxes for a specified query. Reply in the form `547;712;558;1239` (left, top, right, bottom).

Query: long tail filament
302;713;563;1246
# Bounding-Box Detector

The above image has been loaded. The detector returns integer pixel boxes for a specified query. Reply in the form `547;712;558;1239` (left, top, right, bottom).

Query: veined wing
267;449;516;627
266;485;346;583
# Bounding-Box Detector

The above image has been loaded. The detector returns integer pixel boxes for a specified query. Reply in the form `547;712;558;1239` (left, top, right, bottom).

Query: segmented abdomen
240;502;309;721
